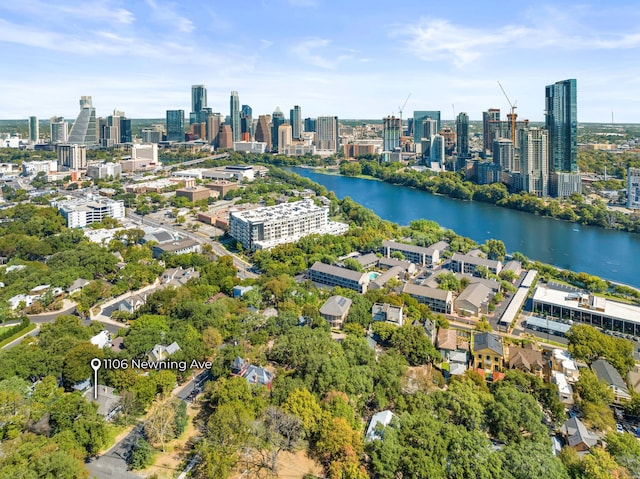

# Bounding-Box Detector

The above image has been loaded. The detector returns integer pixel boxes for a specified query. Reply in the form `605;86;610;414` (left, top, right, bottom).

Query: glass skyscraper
230;91;240;142
545;79;577;173
166;110;185;142
68;96;98;146
413;110;441;153
290;105;302;140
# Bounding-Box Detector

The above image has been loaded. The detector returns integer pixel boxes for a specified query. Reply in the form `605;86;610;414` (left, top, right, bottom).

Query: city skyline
1;1;640;121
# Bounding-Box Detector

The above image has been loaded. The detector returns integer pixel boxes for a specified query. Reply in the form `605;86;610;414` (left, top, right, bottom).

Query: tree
343;258;363;271
63;343;103;387
282;388;323;438
575;369;614;405
581;447;630;479
129;438;154;469
389;324;438;366
253;406;302;474
484;239;507;261
144;398;178;452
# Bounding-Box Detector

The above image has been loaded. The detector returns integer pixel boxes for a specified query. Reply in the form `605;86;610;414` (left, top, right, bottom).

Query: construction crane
398;93;411;126
497;81;517;144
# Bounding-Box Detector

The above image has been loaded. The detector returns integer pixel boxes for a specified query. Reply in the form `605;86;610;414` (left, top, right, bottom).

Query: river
289;167;640;288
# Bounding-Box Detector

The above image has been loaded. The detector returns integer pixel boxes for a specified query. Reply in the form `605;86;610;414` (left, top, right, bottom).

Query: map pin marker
91;358;101;400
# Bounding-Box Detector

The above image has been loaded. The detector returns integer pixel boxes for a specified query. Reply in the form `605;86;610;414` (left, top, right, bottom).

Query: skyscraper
29;116;39;142
519;128;549;197
50;117;68;143
316;116;339;152
166;110;185;142
456;112;469;159
191;85;207;117
304;118;316;133
413;110;441;153
430;134;445;168
230;91;240;142
255;115;272;151
545;79;577;173
290;105;302;140
493;138;514;171
68;96;98;146
383;116;401;151
278;124;292;153
482;108;501;154
241;104;253;141
271;108;285;151
206;113;224;147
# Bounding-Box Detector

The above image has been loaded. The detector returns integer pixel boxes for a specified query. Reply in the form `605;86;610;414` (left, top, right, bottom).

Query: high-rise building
207;113;224;147
68;96;98;146
278;124;293;153
230;91;240;142
120;118;132;143
492;138;514;171
191;85;207;117
304;117;316;133
482;108;501;153
383;116;401;151
166;110;185;142
456;112;469;159
240;105;253;142
255;115;272;151
627;167;640;209
316;116;339;152
50;117;68;143
29;116;39;143
56;144;87;171
271;108;285;151
545;79;577;173
290;105;302;140
519;128;549;197
430;134;445;168
218;125;233;149
413;110;441;152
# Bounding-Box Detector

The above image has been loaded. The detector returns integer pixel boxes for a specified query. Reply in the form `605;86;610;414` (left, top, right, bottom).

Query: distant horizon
2;1;640;122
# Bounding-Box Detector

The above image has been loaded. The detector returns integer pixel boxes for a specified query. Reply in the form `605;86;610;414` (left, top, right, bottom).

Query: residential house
320;295;353;329
402;283;453;314
421;318;437;344
83;385;122;421
508;343;545;377
377;256;417;275
149;341;181;362
454;282;493;317
591;358;632;401
233;285;254;298
118;293;148;314
551;370;574;406
162;267;199;288
90;330;111;349
436;329;458;361
473;332;504;372
152;238;202;258
551;349;580;383
365;410;396;441
560;417;599;452
231;357;274;390
371;303;403;326
68;278;90;295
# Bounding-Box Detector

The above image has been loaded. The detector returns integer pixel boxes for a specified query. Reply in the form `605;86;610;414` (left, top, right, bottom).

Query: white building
22;160;57;176
51;194;125;228
131;143;158;164
229;199;348;250
628;166;640;209
86;162;122;180
233;141;267;154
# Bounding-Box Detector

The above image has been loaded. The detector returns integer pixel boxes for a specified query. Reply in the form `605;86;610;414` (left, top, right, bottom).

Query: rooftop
402;283;452;301
231;199;326;223
473;332;504;356
320;295;353;316
310;261;369;283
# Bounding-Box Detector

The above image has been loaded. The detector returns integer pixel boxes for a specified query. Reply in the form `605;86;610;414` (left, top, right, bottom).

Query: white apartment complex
52;194;125;228
229;199;348;250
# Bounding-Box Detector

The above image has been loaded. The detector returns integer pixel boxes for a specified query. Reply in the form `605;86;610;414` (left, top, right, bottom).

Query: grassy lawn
0;323;37;348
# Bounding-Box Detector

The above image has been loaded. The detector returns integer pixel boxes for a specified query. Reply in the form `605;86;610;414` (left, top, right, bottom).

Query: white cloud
290;38;335;69
0;0;134;25
395;14;640;67
145;0;194;33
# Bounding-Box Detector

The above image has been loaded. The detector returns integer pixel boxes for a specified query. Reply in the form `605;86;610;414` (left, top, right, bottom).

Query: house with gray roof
371;303;403;326
382;240;447;266
320;295;353;328
83;385;122;421
370;266;403;290
365;410;396;441
591;358;631;401
473;332;505;372
377;256;416;274
149;341;181;362
454;283;493;317
355;252;380;269
560;417;599;452
68;278;90;295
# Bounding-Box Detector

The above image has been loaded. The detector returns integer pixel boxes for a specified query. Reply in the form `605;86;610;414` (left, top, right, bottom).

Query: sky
2;0;640;122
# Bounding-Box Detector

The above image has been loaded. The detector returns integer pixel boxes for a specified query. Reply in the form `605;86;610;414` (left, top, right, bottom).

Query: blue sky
1;0;640;122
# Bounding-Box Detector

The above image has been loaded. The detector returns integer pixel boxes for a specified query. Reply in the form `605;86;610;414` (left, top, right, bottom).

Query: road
86;424;145;479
